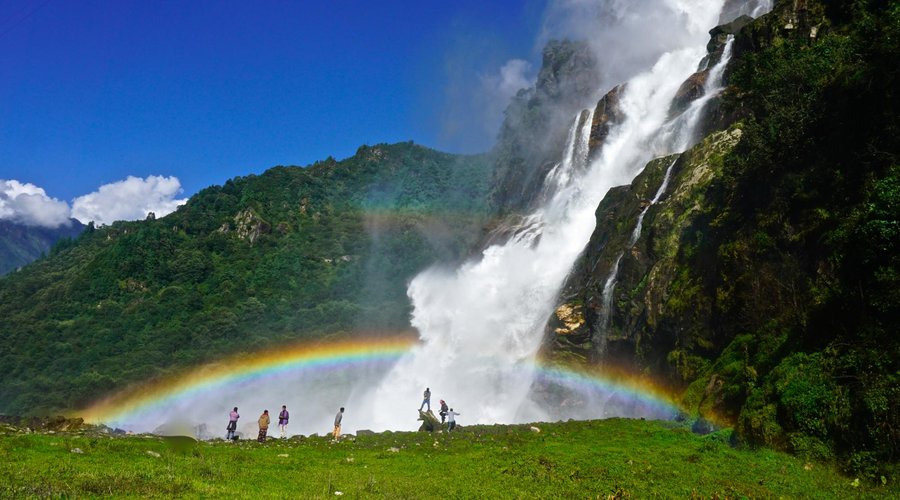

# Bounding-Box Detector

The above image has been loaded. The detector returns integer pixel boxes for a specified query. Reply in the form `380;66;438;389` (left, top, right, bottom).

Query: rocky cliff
547;0;899;477
490;40;601;215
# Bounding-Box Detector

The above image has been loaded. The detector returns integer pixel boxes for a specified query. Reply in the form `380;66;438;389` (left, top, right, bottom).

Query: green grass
2;419;893;498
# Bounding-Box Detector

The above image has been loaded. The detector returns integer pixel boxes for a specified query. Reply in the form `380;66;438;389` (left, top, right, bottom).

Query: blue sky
1;0;547;208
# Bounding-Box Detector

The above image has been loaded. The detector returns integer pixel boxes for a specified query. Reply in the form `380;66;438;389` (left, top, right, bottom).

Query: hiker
278;405;290;438
419;387;431;412
226;406;240;440
447;408;460;432
257;410;270;443
439;400;448;424
333;407;344;440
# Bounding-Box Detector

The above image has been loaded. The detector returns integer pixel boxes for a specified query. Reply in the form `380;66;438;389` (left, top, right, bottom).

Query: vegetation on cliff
554;0;899;478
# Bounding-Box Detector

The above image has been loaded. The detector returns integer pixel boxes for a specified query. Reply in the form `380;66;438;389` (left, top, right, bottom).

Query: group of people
225;405;345;443
225;387;460;442
419;387;461;432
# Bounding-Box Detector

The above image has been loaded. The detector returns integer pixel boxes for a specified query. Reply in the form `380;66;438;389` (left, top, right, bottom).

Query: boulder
417;410;442;432
669;71;709;117
588;85;626;155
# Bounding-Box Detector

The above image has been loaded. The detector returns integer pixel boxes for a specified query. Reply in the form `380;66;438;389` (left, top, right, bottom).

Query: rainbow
80;336;693;428
80;335;417;424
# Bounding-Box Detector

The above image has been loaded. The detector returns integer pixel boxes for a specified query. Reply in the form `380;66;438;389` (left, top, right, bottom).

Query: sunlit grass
2;418;892;498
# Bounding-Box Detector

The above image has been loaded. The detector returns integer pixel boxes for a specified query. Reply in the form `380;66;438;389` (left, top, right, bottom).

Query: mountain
0;219;85;276
0;143;492;414
546;0;899;477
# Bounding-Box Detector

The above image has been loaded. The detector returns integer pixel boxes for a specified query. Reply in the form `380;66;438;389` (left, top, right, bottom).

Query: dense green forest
0;143;492;414
552;0;899;478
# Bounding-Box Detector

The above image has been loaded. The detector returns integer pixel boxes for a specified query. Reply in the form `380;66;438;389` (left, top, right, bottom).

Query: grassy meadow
1;418;893;498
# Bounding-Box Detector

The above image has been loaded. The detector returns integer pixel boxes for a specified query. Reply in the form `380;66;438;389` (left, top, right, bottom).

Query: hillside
0;219;84;276
0;142;492;415
2;418;892;498
548;0;899;478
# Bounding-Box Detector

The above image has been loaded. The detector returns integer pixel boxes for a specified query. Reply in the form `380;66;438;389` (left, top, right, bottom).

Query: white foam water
353;0;728;431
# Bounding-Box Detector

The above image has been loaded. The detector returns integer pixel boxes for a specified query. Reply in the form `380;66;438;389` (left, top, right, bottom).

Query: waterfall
591;36;735;359
544;109;595;201
630;156;679;246
352;1;728;431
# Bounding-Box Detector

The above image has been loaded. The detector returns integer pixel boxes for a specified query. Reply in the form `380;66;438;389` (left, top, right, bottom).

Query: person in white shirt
446;408;460;432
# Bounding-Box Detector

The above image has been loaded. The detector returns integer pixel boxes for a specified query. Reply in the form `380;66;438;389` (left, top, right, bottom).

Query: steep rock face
548;128;742;369
232;209;271;244
670;15;753;124
587;85;626;156
551;0;900;474
490;40;600;215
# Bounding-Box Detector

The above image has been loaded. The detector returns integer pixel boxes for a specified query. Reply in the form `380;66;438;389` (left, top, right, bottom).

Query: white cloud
0;179;72;228
72;175;187;226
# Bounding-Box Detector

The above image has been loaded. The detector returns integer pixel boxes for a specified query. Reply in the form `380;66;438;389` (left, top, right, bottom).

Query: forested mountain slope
0;143;492;414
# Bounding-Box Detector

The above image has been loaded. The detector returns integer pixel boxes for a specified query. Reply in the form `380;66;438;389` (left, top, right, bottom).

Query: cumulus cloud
0;180;72;228
72;175;187;226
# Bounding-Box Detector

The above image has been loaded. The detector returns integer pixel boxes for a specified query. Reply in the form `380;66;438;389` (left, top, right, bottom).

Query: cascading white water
656;36;735;154
591;36;735;358
353;0;728;431
630;156;679;246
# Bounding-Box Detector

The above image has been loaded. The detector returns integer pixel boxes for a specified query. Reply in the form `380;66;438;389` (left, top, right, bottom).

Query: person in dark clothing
278;405;290;438
226;407;240;440
439;399;449;424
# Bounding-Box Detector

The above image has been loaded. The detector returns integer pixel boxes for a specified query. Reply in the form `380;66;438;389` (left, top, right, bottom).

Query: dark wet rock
670;72;709;117
707;15;754;56
588;85;626;157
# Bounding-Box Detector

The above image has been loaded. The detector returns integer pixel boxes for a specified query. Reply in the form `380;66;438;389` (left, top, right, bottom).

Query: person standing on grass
257;410;270;443
226;407;240;440
333;407;344;440
419;387;431;412
447;408;460;432
278;405;290;438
